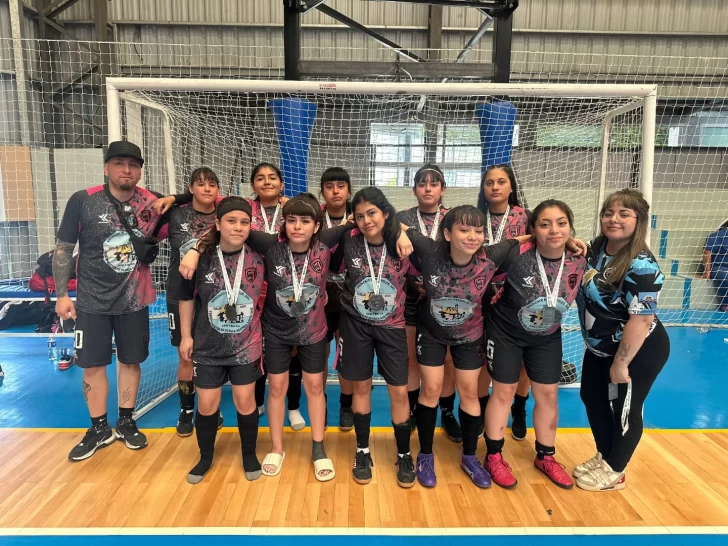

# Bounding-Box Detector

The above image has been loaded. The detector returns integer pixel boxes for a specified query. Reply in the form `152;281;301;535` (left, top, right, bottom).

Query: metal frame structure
284;0;518;82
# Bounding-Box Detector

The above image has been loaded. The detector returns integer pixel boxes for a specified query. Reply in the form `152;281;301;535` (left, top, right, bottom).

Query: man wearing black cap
53;140;169;461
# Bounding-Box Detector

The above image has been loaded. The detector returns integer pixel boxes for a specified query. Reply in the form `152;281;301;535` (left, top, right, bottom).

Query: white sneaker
258;405;265;417
288;408;306;431
573;452;603;478
576;460;626;492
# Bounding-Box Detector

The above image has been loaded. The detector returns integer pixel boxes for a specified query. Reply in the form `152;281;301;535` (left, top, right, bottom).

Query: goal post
104;78;658;410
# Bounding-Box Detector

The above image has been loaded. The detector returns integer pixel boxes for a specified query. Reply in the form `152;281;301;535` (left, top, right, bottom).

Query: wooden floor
1;428;727;529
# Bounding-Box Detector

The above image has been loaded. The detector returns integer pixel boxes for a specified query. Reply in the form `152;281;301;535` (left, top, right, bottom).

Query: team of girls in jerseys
168;162;667;494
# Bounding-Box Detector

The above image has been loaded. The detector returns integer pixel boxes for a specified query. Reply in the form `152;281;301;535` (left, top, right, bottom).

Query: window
701;126;728;147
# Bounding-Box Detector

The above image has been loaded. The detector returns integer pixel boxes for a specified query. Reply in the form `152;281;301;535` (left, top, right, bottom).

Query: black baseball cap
105;141;144;166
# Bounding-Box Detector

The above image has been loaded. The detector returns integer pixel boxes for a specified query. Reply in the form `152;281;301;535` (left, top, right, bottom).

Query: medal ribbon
288;247;310;303
536;251;565;308
217;245;245;310
486;205;511;244
363;239;387;295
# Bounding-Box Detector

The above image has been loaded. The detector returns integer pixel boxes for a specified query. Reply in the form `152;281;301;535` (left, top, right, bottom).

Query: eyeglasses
122;203;138;228
601;210;637;222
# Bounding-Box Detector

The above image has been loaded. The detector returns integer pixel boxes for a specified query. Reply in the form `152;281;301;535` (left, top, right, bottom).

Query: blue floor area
1;534;726;546
0;325;726;430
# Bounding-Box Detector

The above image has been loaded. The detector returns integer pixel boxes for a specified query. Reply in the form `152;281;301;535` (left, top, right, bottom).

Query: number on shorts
74;330;83;350
486;339;494;361
168;312;176;331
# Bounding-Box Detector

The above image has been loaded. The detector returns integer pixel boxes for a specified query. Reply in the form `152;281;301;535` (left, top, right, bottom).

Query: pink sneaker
534;455;574;489
484;453;517;489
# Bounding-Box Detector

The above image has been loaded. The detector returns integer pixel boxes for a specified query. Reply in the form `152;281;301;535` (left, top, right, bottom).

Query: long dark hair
320;166;353;216
279;192;324;248
438;205;485;255
413;163;446;206
598;189;651;283
187;167;220;193
351;187;401;257
477;164;523;214
249;162;283;198
529;199;576;237
197;196;251;254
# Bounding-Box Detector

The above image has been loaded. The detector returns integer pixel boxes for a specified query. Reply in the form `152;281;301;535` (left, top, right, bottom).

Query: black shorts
167;300;181;347
417;328;484;371
404;283;419;327
326;310;340;343
337;312;408;386
485;321;562;385
74;308;150;369
193;362;262;389
263;330;328;375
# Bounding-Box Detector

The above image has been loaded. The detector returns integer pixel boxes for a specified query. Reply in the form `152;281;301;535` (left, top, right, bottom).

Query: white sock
398;452;411;458
357;447;370;454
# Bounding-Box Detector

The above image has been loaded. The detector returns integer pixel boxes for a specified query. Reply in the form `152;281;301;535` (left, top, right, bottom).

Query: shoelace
542;457;568;475
398;455;414;471
467;459;489;478
587;465;617;485
489;455;513;476
354;452;371;469
580;455;601;471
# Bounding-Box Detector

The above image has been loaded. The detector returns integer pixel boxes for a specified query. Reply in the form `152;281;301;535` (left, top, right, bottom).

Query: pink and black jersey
330;230;411;328
321;207;348;313
484;205;531;244
178;245;265;367
56;184;163;315
489;242;586;338
247;198;286;234
246;225;349;345
408;230;517;344
162;203;217;302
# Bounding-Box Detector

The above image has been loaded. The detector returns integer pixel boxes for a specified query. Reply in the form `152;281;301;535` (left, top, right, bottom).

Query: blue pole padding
682;278;692;310
268;98;318;196
659;229;668;259
475;101;517;172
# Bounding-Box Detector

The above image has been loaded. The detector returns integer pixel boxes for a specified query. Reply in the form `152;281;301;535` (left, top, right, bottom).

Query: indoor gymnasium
0;1;727;545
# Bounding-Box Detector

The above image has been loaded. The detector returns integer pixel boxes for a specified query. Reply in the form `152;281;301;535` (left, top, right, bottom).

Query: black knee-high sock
287;355;302;411
459;407;481;456
408;388;420;415
512;393;528;414
178;380;195;411
340;392;353;409
237;410;261;472
353;412;371;451
393;420;411;457
189;410;218;478
479;394;490;418
415;403;437;454
255;373;267;408
439;393;456;413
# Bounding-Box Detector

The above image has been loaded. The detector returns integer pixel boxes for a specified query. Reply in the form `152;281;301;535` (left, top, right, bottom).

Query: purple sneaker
461;454;492;489
416;452;437;488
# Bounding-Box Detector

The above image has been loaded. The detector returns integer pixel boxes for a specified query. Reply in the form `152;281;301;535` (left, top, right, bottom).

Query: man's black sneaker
511;408;527;441
339;406;354;431
396;453;416;488
68;425;116;461
441;409;463;443
115;416;148;450
177;410;194;437
352;450;374;484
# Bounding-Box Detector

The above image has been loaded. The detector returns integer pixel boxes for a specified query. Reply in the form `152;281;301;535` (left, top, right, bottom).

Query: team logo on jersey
430;298;475;327
179;238;198;261
522;276;535;288
274;265;286;277
429;275;439;287
353;278;397;321
519;296;569;333
98;214;111;224
474;276;486;292
205;272;215;284
180;222;190;233
245;267;258;283
275;283;319;318
568;273;579;290
391;259;403;273
102;230;138;273
352;258;362;268
509;225;521;237
208;290;255;334
310;258;323;275
139;209;152;223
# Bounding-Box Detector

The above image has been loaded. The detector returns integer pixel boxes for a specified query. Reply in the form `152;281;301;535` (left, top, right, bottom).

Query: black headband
217;200;252;220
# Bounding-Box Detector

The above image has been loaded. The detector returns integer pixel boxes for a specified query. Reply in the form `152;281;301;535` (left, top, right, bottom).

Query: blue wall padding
268;98;318;196
476;101;517;171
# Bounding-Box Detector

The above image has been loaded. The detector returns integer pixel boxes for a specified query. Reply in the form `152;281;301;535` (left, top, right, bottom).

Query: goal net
107;79;657;412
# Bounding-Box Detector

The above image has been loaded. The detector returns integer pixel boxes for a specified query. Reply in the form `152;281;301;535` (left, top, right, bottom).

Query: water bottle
47;336;58;361
697;327;711;334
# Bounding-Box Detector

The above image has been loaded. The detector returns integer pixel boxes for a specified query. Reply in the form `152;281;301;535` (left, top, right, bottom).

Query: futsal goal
104;78;657;416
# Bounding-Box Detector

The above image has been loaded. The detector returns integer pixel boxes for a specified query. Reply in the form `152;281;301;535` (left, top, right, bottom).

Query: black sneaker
352;450;374;485
218;411;224;430
396;453;416;488
339;406;354;432
511;407;527;441
177;410;194;437
115;416;148;450
68;425;116;461
441;409;463;443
